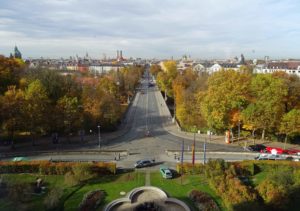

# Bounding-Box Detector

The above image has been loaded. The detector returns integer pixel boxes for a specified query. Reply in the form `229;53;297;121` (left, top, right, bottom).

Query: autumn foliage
155;61;300;141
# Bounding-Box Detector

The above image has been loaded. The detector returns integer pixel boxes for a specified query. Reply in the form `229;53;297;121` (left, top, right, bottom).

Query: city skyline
1;0;300;59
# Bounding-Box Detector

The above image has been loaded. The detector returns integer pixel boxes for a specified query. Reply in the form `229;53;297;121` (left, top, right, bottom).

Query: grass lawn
150;172;224;211
0;173;77;211
251;170;269;186
64;171;145;210
0;171;225;211
0;171;145;211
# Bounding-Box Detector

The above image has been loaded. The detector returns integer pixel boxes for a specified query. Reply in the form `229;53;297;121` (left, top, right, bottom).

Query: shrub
256;180;289;210
189;190;219;211
64;171;79;187
78;190;104;211
43;188;64;211
8;182;32;203
205;161;260;211
72;163;95;182
205;159;228;178
55;162;72;175
176;162;204;174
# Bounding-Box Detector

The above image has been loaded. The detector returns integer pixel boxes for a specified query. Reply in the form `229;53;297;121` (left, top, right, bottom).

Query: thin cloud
0;0;299;59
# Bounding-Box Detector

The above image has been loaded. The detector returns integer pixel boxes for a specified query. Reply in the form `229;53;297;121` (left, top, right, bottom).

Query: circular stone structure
104;186;190;211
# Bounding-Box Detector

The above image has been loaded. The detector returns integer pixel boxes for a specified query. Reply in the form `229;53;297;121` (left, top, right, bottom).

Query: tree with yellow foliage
202;69;251;132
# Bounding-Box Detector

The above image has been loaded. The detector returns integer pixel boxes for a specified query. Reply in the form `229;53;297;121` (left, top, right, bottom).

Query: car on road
134;159;153;168
265;146;289;154
245;144;266;152
160;166;172;179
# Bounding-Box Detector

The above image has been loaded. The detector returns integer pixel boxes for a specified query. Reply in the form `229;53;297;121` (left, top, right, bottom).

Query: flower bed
189;190;219;211
78;190;104;211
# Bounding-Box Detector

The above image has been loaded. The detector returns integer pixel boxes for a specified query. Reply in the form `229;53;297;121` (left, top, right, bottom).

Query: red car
265;146;288;154
285;149;300;155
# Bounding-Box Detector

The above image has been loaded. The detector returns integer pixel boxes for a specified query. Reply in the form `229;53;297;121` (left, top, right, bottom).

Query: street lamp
97;125;101;149
192;125;196;165
173;92;176;123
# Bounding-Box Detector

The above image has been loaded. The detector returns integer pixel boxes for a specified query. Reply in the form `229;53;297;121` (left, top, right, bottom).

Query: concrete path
145;170;151;186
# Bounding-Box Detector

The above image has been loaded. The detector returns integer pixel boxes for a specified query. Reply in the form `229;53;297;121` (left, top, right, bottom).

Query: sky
0;0;300;59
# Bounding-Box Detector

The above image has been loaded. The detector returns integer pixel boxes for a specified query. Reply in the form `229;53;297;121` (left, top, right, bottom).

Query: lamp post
192;126;196;166
173;92;176;123
97;125;101;149
238;120;241;142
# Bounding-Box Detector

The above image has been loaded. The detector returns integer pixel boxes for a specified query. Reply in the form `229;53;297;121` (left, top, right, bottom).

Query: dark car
134;159;153;168
246;144;266;152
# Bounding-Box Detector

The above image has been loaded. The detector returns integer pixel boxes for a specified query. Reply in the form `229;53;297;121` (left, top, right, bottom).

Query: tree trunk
261;129;265;140
284;134;288;150
31;130;35;146
252;129;256;145
10;129;15;150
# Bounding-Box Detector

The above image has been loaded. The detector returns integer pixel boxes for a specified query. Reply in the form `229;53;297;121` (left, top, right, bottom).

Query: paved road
1;70;258;168
100;71;256;168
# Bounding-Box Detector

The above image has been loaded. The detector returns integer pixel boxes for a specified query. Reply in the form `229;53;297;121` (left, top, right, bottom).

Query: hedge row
176;162;205;174
0;161;116;175
233;160;300;175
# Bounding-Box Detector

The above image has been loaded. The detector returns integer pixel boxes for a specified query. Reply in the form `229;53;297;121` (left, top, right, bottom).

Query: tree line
152;61;300;143
0;56;144;147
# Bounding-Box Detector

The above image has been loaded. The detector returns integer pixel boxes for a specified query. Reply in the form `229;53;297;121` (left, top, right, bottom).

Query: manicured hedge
0;161;116;175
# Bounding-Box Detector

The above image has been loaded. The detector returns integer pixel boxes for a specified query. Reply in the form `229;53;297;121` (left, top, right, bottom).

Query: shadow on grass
169;169;180;179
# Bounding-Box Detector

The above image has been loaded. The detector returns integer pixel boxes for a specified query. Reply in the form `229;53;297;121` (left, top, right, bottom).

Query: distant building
239;54;245;65
254;61;300;77
14;46;22;59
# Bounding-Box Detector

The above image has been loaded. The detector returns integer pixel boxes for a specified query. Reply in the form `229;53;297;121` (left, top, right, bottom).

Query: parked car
284;149;300;155
160;166;173;179
134;159;153;168
255;153;285;160
286;156;300;162
12;157;29;162
245;144;266;152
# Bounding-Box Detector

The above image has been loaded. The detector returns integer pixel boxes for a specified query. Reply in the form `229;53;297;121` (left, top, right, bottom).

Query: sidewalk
155;89;300;151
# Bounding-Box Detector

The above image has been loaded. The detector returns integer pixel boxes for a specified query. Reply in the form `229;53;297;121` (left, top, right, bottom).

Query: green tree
280;109;300;147
56;96;80;139
249;74;288;139
272;72;300;111
28;69;65;102
241;103;263;143
24;79;50;145
156;61;178;97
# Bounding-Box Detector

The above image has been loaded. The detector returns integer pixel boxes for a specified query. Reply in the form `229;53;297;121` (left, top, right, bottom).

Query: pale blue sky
0;0;300;59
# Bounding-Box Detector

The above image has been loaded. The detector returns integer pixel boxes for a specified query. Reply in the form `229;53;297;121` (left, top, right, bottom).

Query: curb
165;150;258;156
0;149;129;158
